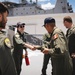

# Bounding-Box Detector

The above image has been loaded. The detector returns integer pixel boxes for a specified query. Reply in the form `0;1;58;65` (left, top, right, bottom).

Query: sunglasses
20;25;25;28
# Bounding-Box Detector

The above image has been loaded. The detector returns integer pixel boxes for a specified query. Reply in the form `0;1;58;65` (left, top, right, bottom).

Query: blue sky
0;0;75;12
68;0;75;12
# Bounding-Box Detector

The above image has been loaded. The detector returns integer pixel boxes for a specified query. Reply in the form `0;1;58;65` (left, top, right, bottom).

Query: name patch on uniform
4;38;11;48
53;34;58;39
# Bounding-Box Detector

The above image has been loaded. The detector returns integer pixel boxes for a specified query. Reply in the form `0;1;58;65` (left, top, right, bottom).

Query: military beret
43;17;55;26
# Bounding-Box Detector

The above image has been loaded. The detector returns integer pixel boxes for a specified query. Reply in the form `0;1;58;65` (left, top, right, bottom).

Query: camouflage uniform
41;33;51;75
66;25;75;75
0;31;17;75
13;31;26;75
48;27;73;75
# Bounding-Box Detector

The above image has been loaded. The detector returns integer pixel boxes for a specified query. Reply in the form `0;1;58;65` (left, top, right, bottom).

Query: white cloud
41;2;55;10
27;0;55;10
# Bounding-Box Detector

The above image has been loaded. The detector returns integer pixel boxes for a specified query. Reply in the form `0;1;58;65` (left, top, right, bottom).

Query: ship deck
21;49;52;75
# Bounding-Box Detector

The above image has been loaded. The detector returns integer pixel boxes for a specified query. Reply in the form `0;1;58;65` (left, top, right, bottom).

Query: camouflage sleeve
42;34;47;48
14;33;24;45
49;31;67;54
42;33;50;48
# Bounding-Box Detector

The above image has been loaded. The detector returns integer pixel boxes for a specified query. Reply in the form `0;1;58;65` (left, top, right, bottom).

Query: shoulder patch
15;34;19;38
53;34;58;39
4;38;11;48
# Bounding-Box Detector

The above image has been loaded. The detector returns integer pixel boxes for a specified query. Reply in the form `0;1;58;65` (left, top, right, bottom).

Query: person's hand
30;46;36;51
31;45;42;51
22;55;25;58
71;53;75;58
23;51;28;58
42;48;49;54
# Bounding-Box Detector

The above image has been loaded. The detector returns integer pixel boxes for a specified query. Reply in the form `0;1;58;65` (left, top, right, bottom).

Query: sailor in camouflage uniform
0;2;17;75
13;22;36;75
63;16;75;75
42;17;73;75
41;33;51;75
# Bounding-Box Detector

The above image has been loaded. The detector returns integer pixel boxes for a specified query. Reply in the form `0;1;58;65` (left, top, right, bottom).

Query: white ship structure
1;0;75;46
2;0;73;16
0;1;75;74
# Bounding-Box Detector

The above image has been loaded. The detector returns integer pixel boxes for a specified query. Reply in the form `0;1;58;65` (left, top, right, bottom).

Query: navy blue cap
43;17;55;26
17;22;25;27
